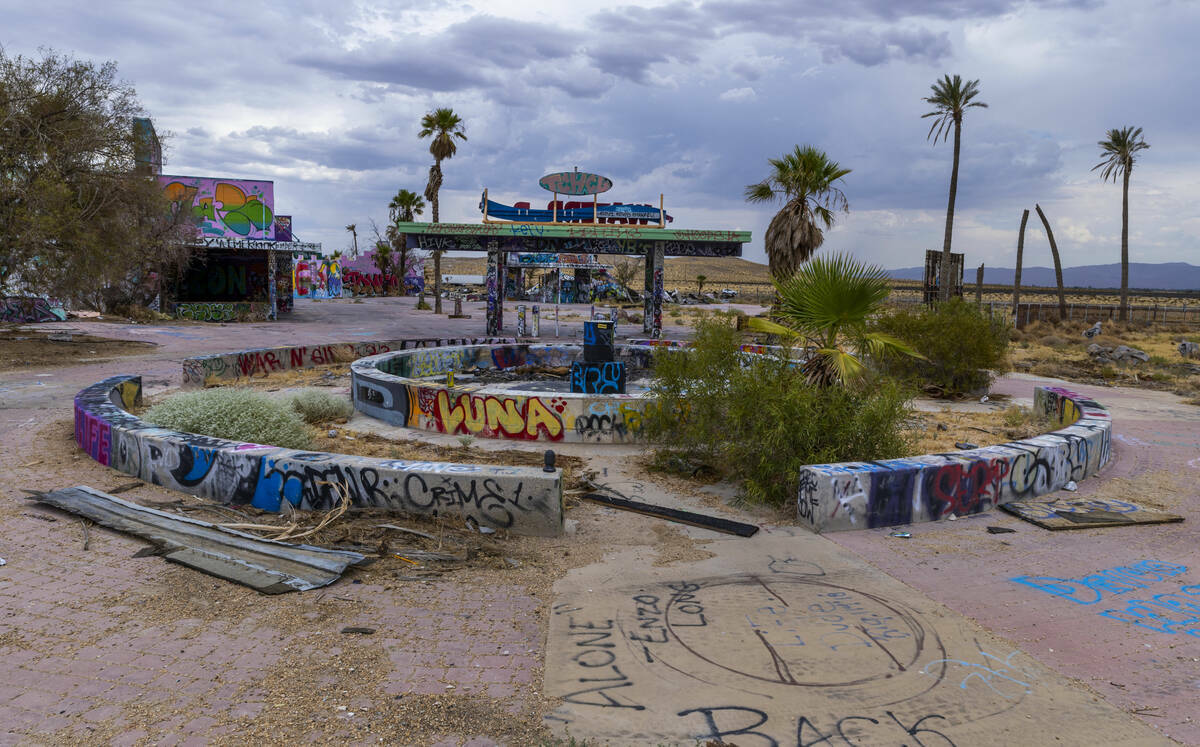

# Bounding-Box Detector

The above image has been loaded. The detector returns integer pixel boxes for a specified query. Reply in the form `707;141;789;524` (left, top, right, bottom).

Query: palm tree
389;189;425;223
418;107;467;314
1093;126;1149;321
747;254;921;386
745;145;850;280
345;224;358;259
922;74;987;302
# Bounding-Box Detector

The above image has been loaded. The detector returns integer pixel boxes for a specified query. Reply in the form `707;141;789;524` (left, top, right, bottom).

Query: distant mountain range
888;262;1200;290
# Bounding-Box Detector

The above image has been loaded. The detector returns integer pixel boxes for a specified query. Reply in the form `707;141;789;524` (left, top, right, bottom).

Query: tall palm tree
418;107;467;314
1093;126;1149;321
745;145;850;280
746;254;921;386
345;223;358;259
389;189;425;223
922;74;987;302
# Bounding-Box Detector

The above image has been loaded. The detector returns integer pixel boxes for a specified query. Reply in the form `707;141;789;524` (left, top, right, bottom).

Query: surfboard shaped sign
539;171;613;196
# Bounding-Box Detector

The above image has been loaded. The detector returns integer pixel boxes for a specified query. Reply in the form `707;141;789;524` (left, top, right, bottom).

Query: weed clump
144;388;313;449
643;320;912;508
289;388;355;424
874;298;1010;396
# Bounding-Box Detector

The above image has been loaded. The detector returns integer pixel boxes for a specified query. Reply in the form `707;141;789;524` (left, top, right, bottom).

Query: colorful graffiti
427;390;566;441
340;251;425;297
1;297;67;323
159;175;275;239
181;337;520;386
172;301;267;323
293;255;343;299
797;386;1112;532
275;215;293;242
74;375;563;536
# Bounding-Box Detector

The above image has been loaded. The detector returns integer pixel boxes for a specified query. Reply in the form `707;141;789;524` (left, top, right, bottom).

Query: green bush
289;389;355;424
874;298;1010;396
144;389;313;449
643;320;913;507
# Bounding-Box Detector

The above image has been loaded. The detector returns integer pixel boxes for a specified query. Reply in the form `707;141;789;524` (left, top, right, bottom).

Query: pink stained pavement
829;373;1200;743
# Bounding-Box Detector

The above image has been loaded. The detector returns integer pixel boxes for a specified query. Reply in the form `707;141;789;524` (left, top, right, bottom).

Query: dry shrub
144;389;313;449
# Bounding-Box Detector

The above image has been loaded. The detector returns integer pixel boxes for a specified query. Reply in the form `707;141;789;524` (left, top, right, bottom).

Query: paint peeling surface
798;386;1113;532
352;343;661;444
543;532;1160;745
73;375;563;536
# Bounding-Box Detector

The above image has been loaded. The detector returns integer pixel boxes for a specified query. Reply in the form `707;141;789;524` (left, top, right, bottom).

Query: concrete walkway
0;298;1194;744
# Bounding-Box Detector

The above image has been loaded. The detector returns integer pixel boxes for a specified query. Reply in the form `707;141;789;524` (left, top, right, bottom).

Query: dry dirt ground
0;328;158;372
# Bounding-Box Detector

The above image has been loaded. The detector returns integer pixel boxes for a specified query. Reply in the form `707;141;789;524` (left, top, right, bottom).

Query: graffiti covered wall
74;375;563;536
796;386;1112;532
1;297;67;323
159;175;275;240
352;344;659;444
181;337;520;386
340;251;425;297
292;255;343;300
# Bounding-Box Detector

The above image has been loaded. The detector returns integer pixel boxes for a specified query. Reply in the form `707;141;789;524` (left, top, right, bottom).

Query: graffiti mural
159;175;275;239
0;297;67;323
171;302;268;323
340;252;425;297
292;255;343;300
74;375;563;536
797;386;1113;532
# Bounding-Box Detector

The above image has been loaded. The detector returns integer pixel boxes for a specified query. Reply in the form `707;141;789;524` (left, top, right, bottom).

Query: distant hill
888;262;1200;290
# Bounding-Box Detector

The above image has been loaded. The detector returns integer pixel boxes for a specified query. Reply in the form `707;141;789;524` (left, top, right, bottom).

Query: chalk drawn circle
664;576;929;688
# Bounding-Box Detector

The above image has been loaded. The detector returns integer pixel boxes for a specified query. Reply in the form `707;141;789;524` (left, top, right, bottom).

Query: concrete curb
797;385;1112;532
73;375;564;536
181;336;520;386
350;343;659;443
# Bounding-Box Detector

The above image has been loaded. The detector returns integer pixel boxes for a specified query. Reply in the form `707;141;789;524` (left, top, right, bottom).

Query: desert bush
874;299;1010;396
643;320;913;508
144;388;313;449
289;389;355;424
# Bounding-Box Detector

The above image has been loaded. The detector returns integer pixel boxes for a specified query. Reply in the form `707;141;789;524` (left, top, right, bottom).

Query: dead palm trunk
1034;204;1067;321
1120;168;1130;321
1013;209;1029;314
939;117;962;302
427;161;444;314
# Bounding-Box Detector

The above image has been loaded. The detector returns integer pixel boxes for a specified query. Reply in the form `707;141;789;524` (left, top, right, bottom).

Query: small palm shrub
643;319;912;508
874;298;1010;395
289;389;355;424
144;389;313;449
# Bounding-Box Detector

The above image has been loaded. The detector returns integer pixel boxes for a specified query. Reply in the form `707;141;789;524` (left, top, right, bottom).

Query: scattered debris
26;486;366;593
340;626;376;635
1179;341;1199;359
1063;481;1078;492
0;558;5;566
986;526;1017;534
106;481;143;495
889;532;912;538
77;517;92;551
955;441;978;450
1083;321;1102;339
580;492;759;537
1002;498;1184;531
22;512;57;523
376;524;439;542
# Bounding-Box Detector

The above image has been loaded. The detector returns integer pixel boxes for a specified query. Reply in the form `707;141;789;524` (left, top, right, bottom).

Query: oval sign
539;171;613;196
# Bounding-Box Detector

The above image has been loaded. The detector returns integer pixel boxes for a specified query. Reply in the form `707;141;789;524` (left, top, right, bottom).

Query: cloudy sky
5;0;1197;269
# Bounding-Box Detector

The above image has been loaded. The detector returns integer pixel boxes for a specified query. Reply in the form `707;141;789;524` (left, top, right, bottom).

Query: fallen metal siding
31;486;367;594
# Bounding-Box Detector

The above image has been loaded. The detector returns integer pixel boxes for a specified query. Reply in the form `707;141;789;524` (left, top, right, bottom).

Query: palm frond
745;317;796;336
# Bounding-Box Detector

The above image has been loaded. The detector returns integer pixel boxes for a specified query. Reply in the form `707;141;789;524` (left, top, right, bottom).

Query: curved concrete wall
351;343;658;443
74;375;563;536
797;385;1112;533
182;337;519;386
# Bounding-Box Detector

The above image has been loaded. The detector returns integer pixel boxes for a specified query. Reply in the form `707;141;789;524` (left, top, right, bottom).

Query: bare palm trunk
939;119;962;302
1013;209;1029;313
1120;168;1130;322
432;159;443;314
1035;204;1067;320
